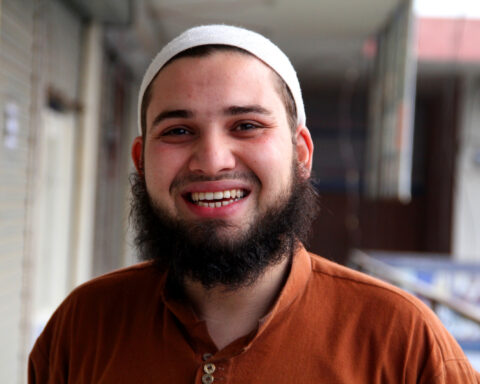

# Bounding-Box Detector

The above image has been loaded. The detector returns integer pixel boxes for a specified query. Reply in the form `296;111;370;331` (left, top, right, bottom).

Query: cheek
143;145;185;194
247;136;294;186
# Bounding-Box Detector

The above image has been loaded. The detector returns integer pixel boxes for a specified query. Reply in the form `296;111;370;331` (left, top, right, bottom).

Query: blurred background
1;0;480;382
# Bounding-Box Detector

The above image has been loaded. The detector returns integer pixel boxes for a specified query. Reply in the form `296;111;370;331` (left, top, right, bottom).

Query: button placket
202;353;213;361
201;373;214;384
198;353;227;383
204;363;216;374
199;353;214;383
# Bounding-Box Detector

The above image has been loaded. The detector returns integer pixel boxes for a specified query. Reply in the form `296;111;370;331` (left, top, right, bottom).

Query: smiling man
29;25;479;383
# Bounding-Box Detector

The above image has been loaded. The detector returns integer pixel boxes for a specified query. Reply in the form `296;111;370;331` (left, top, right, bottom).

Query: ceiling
97;0;403;81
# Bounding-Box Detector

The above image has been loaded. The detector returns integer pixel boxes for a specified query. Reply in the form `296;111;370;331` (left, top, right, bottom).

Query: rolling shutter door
0;0;35;383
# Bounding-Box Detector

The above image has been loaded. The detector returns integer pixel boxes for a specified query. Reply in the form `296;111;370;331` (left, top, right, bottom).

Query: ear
131;136;144;174
295;124;314;177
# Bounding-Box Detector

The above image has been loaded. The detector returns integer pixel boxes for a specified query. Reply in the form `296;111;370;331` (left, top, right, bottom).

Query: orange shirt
29;247;480;383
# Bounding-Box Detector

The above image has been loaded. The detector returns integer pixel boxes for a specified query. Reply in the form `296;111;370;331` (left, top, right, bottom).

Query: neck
183;254;291;350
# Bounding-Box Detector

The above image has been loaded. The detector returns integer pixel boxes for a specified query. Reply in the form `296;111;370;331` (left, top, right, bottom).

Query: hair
140;45;298;139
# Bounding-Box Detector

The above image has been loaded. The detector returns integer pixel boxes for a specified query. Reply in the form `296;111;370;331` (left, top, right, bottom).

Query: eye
156;126;195;143
233;122;260;131
162;127;192;136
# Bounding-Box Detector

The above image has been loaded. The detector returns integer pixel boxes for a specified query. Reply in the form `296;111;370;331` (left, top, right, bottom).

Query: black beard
129;164;319;291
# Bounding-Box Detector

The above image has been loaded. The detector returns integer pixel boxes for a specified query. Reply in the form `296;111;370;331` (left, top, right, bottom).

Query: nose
188;130;236;176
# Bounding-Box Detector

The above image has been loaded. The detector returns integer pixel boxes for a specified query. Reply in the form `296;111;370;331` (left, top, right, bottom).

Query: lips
188;189;247;208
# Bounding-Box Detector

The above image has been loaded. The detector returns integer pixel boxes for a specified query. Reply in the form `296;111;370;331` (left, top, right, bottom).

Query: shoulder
72;261;160;294
308;252;431;314
29;262;165;369
306;252;456;333
32;261;164;350
306;253;463;344
56;261;165;317
29;262;165;382
306;252;478;382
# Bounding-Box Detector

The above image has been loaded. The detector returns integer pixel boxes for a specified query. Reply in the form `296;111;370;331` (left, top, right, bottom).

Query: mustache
169;171;261;192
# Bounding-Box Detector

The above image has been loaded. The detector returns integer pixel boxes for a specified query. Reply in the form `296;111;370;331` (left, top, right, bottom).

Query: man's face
132;51;312;243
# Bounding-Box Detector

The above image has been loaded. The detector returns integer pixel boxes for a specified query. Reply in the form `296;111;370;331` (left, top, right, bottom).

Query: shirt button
202;373;214;384
204;363;216;374
202;353;213;361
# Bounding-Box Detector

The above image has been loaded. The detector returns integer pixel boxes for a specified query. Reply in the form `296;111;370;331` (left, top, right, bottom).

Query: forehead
147;51;282;107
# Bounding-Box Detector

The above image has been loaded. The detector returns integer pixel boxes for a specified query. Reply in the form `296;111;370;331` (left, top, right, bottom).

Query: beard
129;162;319;291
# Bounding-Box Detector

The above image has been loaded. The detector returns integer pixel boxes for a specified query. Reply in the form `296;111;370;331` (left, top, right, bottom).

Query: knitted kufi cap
137;24;305;134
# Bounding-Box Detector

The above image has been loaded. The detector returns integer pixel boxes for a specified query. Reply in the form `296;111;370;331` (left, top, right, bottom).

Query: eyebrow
224;105;272;116
151;109;194;128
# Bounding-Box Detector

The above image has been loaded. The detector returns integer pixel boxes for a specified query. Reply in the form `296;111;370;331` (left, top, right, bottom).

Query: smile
189;189;247;208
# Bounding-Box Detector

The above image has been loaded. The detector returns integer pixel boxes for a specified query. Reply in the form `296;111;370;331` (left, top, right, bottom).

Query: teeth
195;199;240;208
191;189;246;203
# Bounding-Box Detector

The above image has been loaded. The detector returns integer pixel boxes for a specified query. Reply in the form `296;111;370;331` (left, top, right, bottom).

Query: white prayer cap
137;24;305;134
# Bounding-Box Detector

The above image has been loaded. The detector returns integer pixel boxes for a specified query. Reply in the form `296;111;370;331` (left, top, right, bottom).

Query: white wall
452;75;480;260
30;0;84;339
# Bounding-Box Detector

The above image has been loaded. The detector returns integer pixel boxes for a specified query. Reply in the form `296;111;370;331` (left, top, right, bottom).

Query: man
29;25;479;383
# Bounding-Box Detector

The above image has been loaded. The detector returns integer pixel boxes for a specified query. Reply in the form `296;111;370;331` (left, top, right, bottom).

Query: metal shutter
0;0;35;383
0;0;84;382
